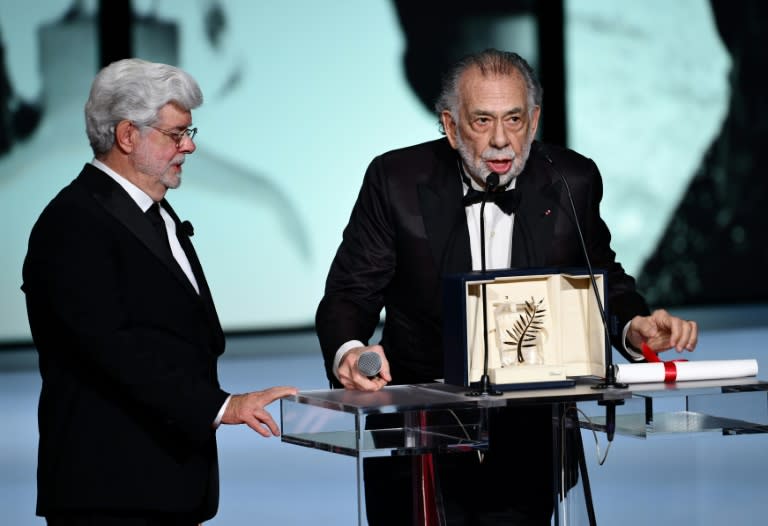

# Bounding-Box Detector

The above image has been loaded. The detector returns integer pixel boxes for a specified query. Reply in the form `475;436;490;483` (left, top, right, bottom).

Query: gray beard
455;131;533;188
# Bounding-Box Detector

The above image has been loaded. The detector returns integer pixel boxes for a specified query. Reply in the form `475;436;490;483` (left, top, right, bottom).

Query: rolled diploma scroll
615;359;758;383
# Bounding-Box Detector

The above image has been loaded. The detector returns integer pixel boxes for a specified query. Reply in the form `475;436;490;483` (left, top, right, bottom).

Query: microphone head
357;351;382;377
486;172;500;191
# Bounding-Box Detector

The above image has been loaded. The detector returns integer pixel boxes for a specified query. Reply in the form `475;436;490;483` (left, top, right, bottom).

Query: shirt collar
91;158;155;212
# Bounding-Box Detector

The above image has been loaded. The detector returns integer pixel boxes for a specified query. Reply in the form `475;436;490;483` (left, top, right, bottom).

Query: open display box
443;268;609;390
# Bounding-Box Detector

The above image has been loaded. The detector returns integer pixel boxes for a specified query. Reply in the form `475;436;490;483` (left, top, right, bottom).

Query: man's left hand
627;309;698;355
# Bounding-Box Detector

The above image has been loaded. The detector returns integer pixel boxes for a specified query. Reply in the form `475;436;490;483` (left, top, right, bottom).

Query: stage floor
2;305;767;525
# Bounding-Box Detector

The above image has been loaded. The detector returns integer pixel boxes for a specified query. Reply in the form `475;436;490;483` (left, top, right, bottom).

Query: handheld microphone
466;171;503;397
357;350;382;378
537;143;626;439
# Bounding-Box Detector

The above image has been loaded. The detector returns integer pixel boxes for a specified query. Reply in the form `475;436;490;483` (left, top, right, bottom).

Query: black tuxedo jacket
317;138;649;386
22;163;229;520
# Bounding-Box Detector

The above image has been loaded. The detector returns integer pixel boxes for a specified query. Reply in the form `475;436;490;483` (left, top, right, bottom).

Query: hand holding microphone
338;345;391;391
357;350;383;378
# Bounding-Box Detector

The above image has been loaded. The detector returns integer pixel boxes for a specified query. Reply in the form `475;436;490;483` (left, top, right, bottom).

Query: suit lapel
512;151;562;268
161;199;223;341
416;143;564;272
77;165;202;299
418;151;472;275
161;200;216;303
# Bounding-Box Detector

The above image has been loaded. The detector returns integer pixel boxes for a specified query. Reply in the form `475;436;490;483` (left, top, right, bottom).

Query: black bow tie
462;186;521;215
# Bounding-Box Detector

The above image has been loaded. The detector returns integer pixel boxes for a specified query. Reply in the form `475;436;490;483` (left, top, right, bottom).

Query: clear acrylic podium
280;378;768;525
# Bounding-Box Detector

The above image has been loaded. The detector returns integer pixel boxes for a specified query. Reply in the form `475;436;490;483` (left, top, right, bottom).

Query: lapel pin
181;220;195;236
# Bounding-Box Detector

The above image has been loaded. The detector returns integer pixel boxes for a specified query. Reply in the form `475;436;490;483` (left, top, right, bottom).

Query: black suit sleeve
316;154;395;384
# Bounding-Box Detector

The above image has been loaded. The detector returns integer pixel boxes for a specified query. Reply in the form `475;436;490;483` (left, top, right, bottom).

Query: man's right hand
337;344;391;392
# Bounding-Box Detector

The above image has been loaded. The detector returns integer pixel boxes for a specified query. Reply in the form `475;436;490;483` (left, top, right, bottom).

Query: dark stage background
0;0;764;345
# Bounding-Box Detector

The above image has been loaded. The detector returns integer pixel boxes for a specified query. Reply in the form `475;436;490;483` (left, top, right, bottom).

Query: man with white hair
23;58;296;526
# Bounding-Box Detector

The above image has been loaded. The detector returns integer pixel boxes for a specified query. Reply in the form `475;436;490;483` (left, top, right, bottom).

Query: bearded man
316;49;696;525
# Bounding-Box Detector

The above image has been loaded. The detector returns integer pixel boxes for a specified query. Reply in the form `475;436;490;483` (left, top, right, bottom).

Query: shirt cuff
621;322;644;361
213;394;232;429
333;340;365;381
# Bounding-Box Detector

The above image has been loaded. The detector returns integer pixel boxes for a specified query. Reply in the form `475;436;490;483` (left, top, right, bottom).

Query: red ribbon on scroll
641;342;688;382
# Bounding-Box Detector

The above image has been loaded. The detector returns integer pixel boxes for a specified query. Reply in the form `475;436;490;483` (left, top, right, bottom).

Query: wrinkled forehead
457;66;530;111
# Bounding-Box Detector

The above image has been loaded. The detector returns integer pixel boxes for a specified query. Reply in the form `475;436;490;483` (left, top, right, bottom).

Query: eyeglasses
146;125;198;148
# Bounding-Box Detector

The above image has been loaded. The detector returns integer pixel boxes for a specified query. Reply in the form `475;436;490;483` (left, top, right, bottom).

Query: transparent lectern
281;378;768;525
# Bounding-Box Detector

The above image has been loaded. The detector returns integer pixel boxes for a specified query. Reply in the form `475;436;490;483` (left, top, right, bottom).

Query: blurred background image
2;3;768;526
0;0;763;343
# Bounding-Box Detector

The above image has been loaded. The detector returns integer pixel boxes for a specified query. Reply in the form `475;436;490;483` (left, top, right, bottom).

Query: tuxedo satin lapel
512;155;561;268
161;199;223;346
161;200;217;303
418;162;472;275
78;165;200;298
